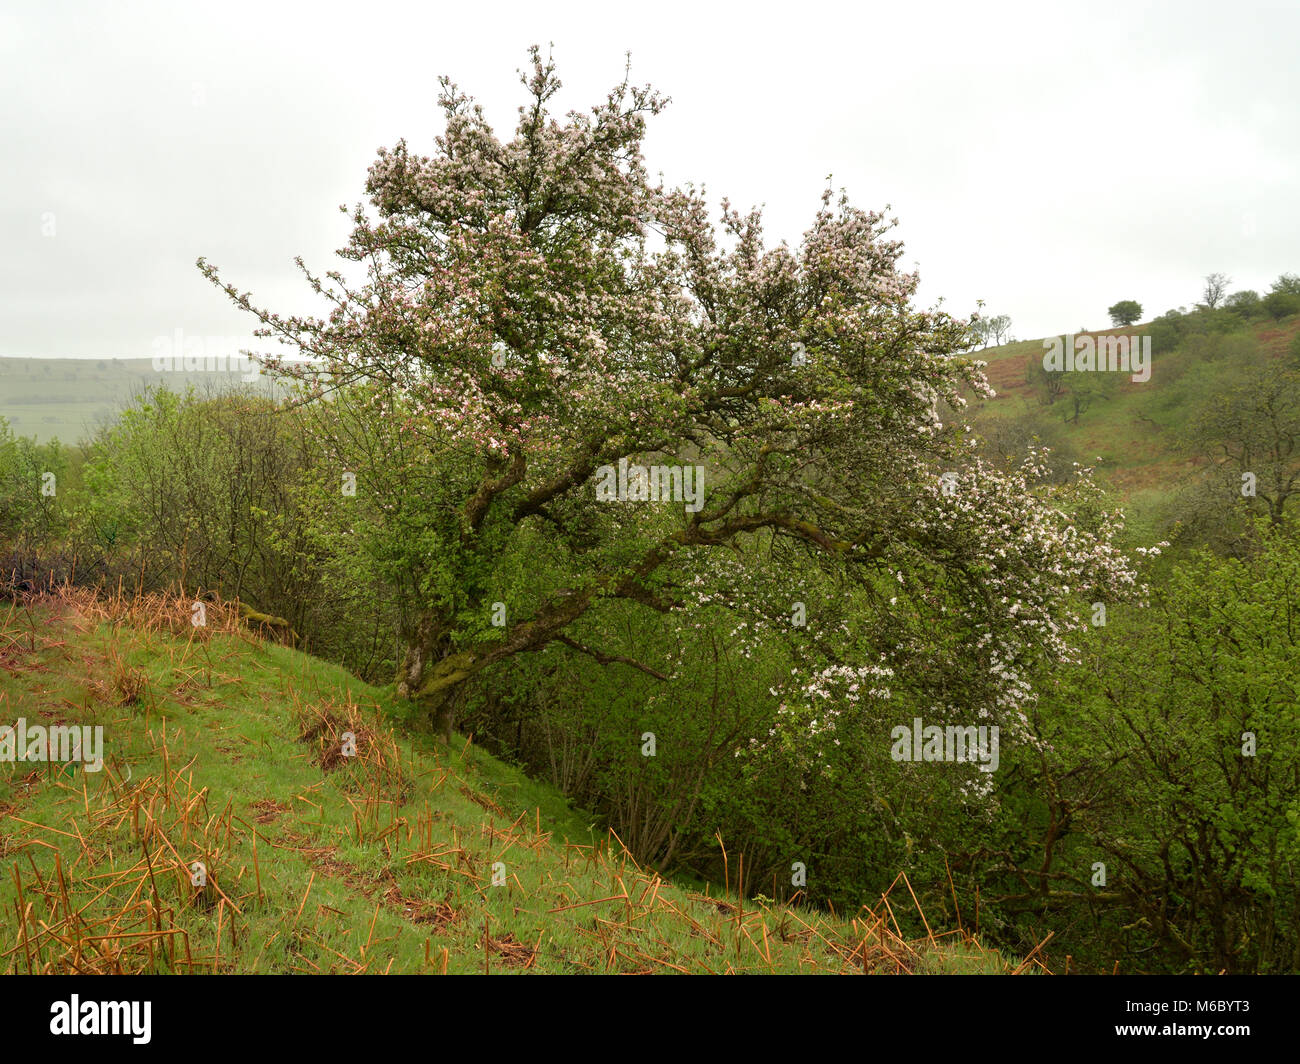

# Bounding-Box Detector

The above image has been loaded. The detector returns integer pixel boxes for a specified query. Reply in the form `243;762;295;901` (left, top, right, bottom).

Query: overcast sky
3;0;1297;360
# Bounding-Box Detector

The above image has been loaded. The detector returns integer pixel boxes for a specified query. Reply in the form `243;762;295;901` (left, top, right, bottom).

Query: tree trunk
396;611;460;741
395;586;598;741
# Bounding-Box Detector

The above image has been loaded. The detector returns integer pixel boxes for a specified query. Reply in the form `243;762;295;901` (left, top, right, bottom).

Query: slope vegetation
0;589;1025;974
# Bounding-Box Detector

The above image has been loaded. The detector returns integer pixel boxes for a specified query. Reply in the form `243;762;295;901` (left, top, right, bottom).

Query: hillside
968;313;1300;520
0;589;1025;974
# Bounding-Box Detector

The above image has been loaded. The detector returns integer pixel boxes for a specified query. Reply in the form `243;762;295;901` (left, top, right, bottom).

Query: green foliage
1263;290;1300;320
975;407;1082;481
1270;272;1300;296
1186;359;1300;527
1146;308;1188;354
1223;289;1262;321
1107;299;1142;326
1002;523;1300;972
0;417;72;560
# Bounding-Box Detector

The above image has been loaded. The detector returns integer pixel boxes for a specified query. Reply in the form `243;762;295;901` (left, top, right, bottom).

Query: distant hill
0;357;281;445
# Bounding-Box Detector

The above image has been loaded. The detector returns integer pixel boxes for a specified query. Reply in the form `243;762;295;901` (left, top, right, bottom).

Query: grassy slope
970;314;1300;516
0;590;1023;975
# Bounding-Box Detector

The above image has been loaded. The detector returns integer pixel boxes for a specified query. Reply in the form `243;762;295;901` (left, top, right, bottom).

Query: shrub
1263;291;1300;320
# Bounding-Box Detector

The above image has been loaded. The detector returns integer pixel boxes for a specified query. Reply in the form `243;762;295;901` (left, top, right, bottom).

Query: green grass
0;589;1028;974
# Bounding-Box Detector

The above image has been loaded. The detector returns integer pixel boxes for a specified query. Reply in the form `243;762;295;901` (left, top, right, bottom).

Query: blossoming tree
201;49;1141;746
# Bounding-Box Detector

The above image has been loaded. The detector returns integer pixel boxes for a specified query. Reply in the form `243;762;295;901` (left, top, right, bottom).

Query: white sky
2;0;1296;359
